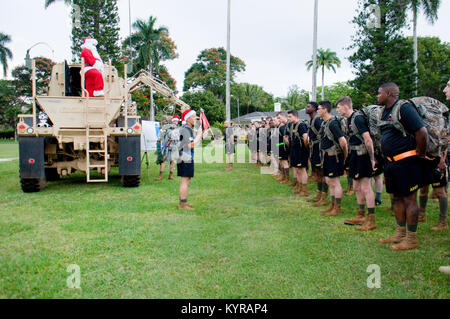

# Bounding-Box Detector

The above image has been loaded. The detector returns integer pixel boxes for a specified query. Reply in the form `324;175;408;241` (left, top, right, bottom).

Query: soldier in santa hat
178;109;203;210
80;37;105;97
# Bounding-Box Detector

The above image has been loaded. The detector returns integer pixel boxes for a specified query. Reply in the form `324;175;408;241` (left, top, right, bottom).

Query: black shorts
323;153;344;178
290;146;309;168
423;157;448;189
278;143;289;161
225;143;235;154
384;156;423;196
348;150;373;180
310;143;321;168
373;153;384;177
177;161;194;178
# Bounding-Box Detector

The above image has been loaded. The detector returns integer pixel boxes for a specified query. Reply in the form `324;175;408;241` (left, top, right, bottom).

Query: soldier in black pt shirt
275;112;291;184
317;100;348;217
287;110;310;197
336;96;377;231
305;102;329;207
177;109;203;210
377;83;428;251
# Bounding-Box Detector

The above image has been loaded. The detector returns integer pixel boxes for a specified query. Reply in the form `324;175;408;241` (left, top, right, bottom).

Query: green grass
0;140;19;158
0;141;448;298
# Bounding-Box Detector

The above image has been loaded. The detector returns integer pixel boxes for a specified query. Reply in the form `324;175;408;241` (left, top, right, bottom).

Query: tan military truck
16;59;190;192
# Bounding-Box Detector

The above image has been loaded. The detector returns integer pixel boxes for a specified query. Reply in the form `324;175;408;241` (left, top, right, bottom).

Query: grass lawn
0;141;449;298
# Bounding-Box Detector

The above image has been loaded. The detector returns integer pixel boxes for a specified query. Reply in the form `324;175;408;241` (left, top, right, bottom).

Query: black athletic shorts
348;150;373;180
290;146;309;168
384;156;423;196
278;144;289;161
323;153;344;178
310;143;321;168
177;161;194;178
373;153;384;177
225;143;235;154
423;157;448;189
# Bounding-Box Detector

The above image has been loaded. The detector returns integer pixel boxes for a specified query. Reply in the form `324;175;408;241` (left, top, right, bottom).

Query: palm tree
0;32;13;77
125;16;172;121
306;48;341;101
406;0;441;95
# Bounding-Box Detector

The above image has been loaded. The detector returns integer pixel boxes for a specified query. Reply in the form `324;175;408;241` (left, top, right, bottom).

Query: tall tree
70;0;121;66
125;16;178;121
0;32;13;77
348;0;414;106
306;48;341;101
405;0;441;95
183;47;245;102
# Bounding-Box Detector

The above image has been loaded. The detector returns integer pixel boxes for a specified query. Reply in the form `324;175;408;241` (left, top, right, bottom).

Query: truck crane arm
127;71;191;113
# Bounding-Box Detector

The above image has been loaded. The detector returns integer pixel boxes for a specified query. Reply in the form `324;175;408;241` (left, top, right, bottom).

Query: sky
1;0;450;98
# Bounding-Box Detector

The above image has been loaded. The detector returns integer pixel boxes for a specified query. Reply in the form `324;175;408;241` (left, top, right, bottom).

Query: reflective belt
387;150;417;162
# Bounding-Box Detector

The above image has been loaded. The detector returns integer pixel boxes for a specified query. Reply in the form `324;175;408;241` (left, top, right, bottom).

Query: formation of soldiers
241;81;449;252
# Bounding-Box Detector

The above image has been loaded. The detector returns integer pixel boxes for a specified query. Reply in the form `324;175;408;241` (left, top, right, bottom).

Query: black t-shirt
348;112;369;146
309;116;323;142
380;101;425;157
320;118;344;150
291;121;308;148
179;125;194;157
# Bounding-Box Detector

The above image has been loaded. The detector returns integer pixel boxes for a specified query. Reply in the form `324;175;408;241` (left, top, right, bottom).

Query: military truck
16;59;190;192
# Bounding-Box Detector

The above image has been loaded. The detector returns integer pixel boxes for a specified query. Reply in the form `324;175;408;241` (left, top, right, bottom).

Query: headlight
127;128;133;134
27;128;34;134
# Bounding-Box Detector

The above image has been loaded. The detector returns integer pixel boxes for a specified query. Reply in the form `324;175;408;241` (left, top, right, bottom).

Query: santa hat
182;109;196;122
171;115;181;122
84;37;98;46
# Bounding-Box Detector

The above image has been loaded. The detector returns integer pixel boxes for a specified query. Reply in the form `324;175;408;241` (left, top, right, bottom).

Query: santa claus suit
80;38;105;97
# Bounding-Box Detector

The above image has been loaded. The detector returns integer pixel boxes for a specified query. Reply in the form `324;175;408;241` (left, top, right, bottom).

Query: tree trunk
413;6;418;96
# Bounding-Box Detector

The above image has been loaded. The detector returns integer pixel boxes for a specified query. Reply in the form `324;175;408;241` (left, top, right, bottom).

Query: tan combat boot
307;190;322;203
390;231;419;251
292;184;302;194
321;201;335;213
344;208;366;225
379;225;406;244
345;184;355;196
325;203;342;216
431;216;448;231
168;172;174;180
418;208;426;223
289;180;298;188
178;202;194;210
297;185;309;197
357;214;377;231
314;192;329;207
156;171;163;181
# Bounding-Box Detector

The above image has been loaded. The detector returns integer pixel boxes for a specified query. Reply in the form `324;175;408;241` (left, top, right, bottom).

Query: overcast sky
1;0;449;98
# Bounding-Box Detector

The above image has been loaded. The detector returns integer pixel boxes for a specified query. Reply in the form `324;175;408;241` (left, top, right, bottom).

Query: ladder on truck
84;97;109;182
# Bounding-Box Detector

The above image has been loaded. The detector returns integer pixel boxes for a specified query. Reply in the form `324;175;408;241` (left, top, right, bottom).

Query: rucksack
160;124;181;162
289;120;308;147
379;97;449;158
321;116;347;155
348;105;383;156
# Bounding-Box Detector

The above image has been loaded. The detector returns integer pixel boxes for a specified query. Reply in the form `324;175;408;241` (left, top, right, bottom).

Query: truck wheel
121;175;140;187
20;178;46;193
45;168;60;181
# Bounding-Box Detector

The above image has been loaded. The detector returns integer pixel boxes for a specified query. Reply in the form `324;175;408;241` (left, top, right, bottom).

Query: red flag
200;110;210;130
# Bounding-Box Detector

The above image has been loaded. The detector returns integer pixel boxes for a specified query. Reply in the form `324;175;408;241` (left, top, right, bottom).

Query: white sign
141;121;159;151
274;102;281;112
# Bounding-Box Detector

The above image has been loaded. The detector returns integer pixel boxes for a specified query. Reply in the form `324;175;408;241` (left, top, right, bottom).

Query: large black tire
45;168;60;181
121;175;140;187
20;178;46;193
